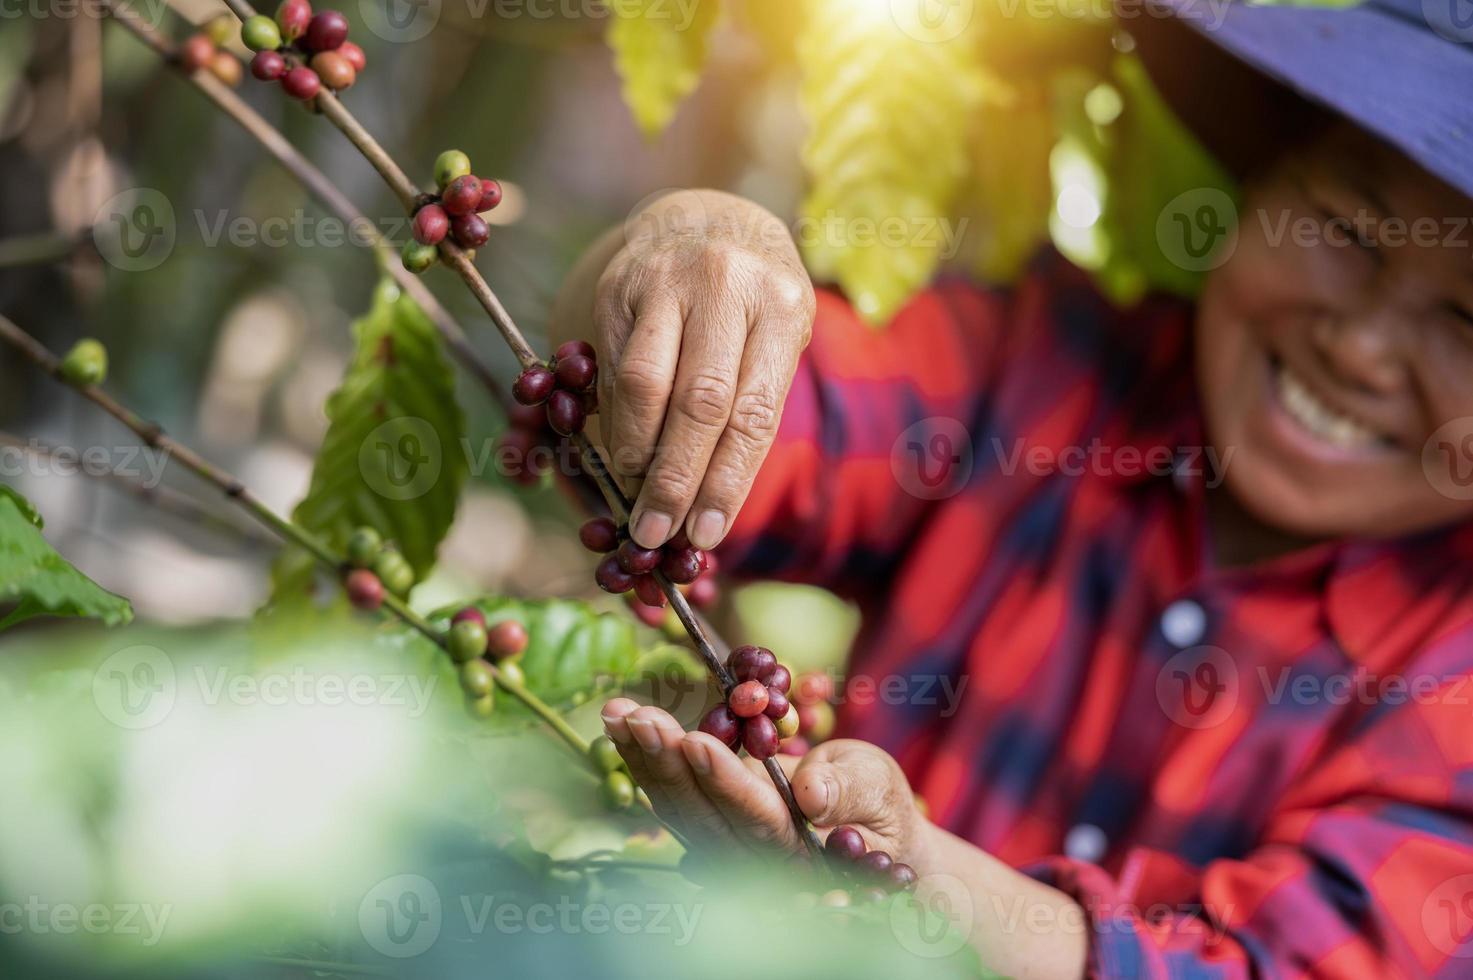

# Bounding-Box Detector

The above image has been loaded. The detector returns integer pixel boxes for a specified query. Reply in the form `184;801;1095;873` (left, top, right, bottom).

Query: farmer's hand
551;190;816;551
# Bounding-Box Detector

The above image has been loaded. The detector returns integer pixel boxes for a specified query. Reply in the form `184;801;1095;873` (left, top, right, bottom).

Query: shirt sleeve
1026;640;1473;979
717;277;1009;597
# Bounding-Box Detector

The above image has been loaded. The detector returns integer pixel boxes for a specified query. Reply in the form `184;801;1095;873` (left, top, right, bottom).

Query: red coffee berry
698;704;741;749
889;863;919;892
478;179;503;212
825;825;866;862
555;340;596;361
497;428;544;483
629;598;667;628
412;203;449;246
767;664;792;695
486;619;529;659
578;517;619;553
797;700;835;741
728;680;770;719
250;50;287;80
450;213;490;248
763;686;789;719
180;34;216;73
345;568;384;611
451;606;487;630
554;354;597;392
728;645;777;683
632;574;666;608
442;174;484;216
209;50;243;87
338;40;366;71
280;66;321;100
275;0;311;42
546;389;586;436
686;576;718;609
794;671;834;705
778;735;809;756
595;554;635;594
508;402;548;430
858;850;894;879
302;9;348;52
310;50;355;90
742;714;780;760
616;540;662;575
512;365;555;406
660;547;703;585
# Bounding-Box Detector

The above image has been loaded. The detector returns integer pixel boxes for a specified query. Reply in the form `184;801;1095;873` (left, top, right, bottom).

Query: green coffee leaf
606;0;720;138
0;485;132;631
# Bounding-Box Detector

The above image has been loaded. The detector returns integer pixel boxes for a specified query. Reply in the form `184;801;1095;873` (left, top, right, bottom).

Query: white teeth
1276;366;1378;449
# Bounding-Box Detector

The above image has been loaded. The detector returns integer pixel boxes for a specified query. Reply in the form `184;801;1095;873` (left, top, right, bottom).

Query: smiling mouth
1271;359;1395;452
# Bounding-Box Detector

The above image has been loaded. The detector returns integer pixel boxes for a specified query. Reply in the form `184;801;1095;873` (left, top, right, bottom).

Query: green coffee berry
240;15;282;52
59;339;108;387
373;550;415;597
589;735;624;774
448;620;488;663
401;240;438;274
601;770;635;811
459;659;494;698
433;149;472;190
346;527;383;567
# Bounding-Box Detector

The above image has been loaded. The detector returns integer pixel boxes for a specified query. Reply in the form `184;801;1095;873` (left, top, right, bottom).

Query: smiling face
1197;123;1473;539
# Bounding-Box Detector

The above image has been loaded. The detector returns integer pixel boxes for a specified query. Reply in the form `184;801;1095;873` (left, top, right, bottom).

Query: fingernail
691;510;726;550
682;738;711;774
602;716;632;744
627;717;662;753
632;510;672;548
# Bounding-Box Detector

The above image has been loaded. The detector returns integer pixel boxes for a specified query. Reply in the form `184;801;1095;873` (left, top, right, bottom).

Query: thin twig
0;232;94;268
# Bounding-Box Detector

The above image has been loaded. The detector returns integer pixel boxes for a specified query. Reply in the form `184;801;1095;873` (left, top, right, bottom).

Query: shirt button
1161;599;1207;648
1064;823;1108;863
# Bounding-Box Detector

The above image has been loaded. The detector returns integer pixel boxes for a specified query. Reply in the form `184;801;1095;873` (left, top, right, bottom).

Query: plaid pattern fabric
722;250;1473;978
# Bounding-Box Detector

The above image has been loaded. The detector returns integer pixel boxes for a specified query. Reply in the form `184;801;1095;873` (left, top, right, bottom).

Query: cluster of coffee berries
442;605;530;718
340;526;416;609
822;825;918;903
510;340;598;438
626;553;719;629
580;517;709;616
697;646;799;762
588;734;646;812
240;0;367;101
497;402;556;487
179;18;247;87
58;338;109;387
401;150;504;273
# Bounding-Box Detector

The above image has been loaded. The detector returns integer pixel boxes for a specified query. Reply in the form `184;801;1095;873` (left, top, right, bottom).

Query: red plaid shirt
723;250;1473;978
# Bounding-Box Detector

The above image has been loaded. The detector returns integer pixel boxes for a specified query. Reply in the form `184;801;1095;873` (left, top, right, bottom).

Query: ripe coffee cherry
797;699;835;741
825;825;866;862
742;714;780;760
373;550;414;596
555;339;596;361
728;680;770;718
508;402;548;430
579;517;619;553
302;9;349;52
660;547;703;585
338;40;366;72
345;526;383;567
344;569;384;611
401;240;437;274
767;664;792;695
629;600;667;628
478;179;503;212
434;149;472;190
616;540;662;575
554;354;597;391
59;338;108;386
858;850;894;879
780;735;811;756
728;645;777;684
450;213;490;248
497;657;526;687
698;705;741;749
310;50;355;90
180;34;215;73
275;0;311;41
794;671;834;705
241;14;282;51
775;704;801;739
601;770;635;811
764;686;790;719
512;365;555;406
486;619;528;659
889;863;919;892
595;554;635;594
412;203;449;246
442;174;483;216
589;735;624;774
451;606;487;630
459;659;494;698
448;620;488;663
546;389;586;436
209;50;243;87
686;576;718;609
632;574;666;608
280;66;321;100
250;50;287;80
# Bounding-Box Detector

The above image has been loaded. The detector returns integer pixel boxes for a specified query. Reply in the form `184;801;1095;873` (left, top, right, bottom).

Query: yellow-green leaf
605;0;720;139
0;485;132;631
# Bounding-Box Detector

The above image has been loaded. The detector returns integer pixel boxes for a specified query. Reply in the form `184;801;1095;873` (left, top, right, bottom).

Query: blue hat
1140;0;1473;200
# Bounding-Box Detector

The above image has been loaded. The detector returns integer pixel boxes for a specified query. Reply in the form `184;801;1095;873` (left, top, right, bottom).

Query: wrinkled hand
600;697;930;865
591;190;815;551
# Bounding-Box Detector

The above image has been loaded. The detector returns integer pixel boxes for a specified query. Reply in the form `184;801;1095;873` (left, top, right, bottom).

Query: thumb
789;739;911;833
